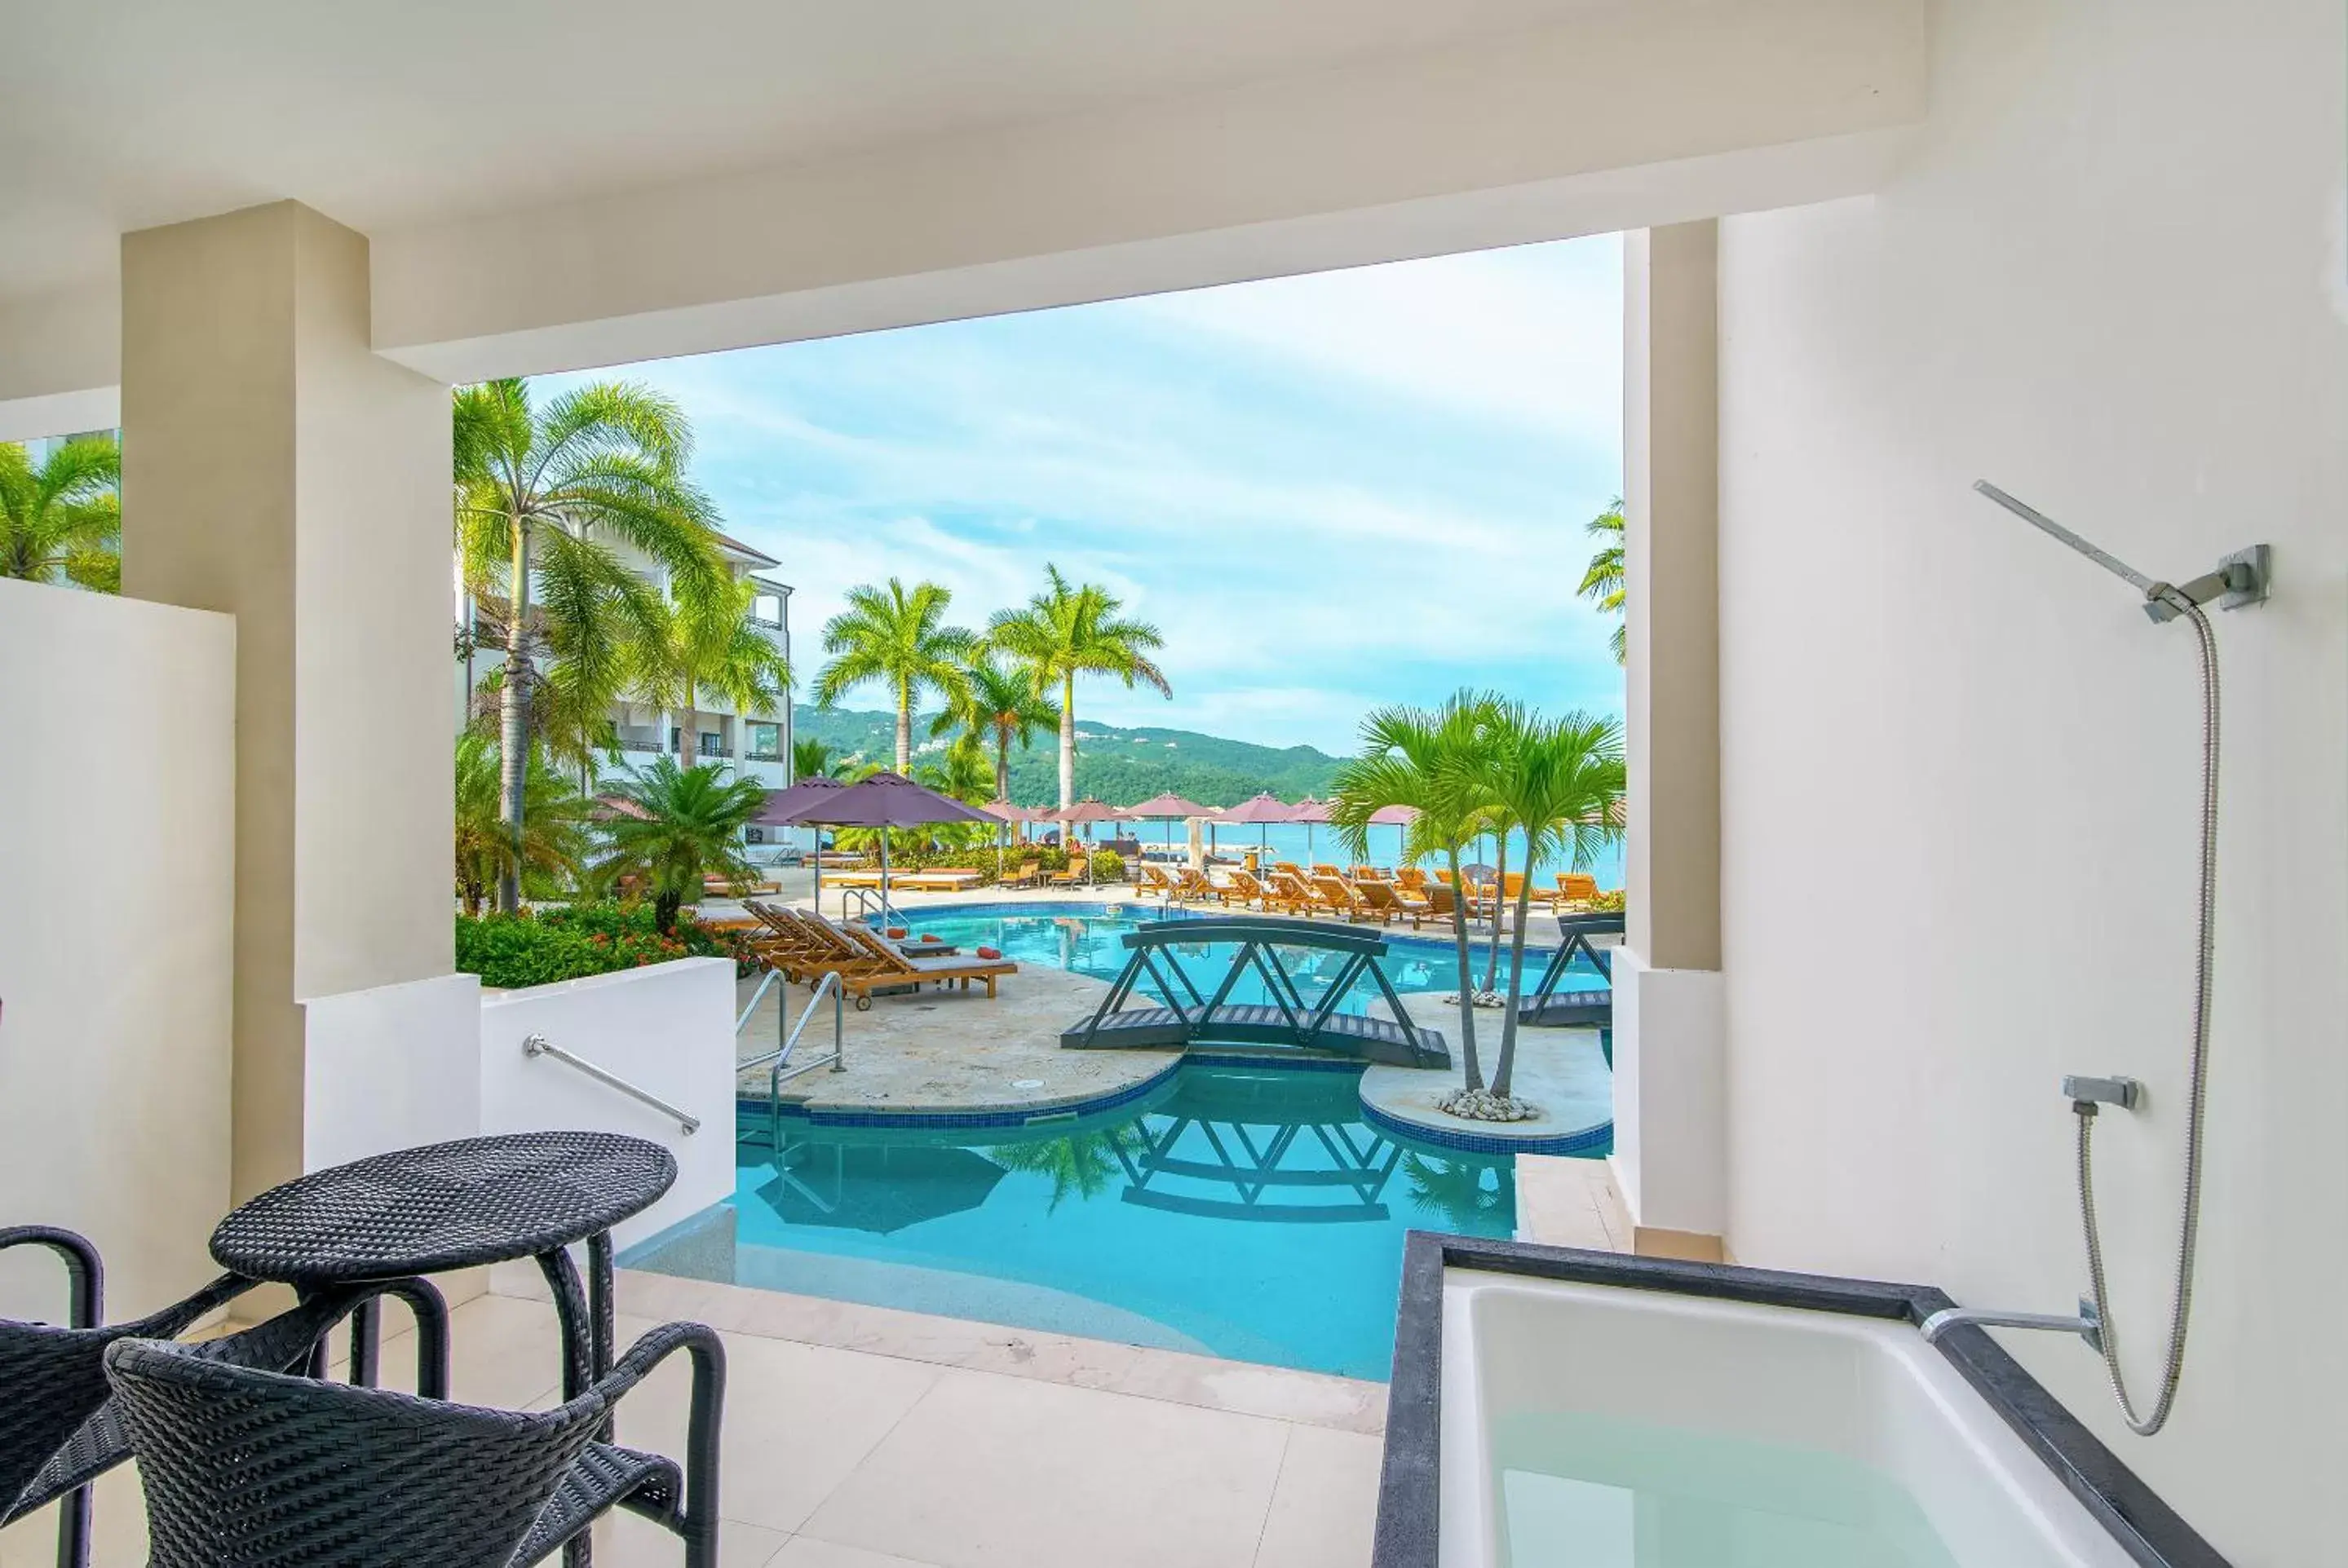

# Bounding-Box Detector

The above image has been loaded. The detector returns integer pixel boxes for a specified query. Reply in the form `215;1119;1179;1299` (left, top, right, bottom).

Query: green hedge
456;903;756;989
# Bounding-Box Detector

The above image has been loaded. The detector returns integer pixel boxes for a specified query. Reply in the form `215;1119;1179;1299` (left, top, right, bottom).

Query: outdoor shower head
1972;481;2270;623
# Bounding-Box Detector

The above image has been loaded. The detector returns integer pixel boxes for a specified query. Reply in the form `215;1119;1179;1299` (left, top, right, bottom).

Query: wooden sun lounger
1265;871;1319;917
1311;874;1386;924
1216;868;1271;910
834;923;1019;1007
888;868;984;893
1349;879;1419;926
1174;867;1222;903
1001;859;1043;889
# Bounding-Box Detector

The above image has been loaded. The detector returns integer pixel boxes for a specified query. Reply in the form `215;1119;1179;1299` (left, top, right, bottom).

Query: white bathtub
1438;1274;2142;1568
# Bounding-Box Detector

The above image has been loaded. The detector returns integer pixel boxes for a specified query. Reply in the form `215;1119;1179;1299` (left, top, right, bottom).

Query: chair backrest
0;1320;118;1515
106;1338;600;1568
1355;881;1399;908
838;924;916;973
1395;867;1428;890
1311;864;1341;880
1273;862;1302;877
1227;870;1265;894
1502;872;1527;897
1312;877;1355;906
1424;884;1457;914
1559;872;1600;899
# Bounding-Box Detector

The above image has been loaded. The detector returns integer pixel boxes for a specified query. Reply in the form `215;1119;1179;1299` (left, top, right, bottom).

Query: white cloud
1132;237;1623;445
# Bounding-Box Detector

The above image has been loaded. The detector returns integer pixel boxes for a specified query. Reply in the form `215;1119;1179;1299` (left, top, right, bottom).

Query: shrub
456;901;753;989
1084;850;1127;884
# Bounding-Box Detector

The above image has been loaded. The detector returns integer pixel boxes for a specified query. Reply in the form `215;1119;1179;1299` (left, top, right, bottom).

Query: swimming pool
626;1059;1518;1380
878;900;1609;1018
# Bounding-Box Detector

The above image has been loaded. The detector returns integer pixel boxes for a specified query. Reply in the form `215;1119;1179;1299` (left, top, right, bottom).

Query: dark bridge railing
1060;916;1450;1070
1518;912;1625;1028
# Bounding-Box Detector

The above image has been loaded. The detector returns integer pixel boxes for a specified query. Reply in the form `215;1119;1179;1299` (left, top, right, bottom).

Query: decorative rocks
1436;1087;1545;1123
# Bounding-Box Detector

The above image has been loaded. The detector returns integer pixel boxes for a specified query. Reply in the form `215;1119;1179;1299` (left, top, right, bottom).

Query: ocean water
1114;822;1627;889
1492;1411;1960;1567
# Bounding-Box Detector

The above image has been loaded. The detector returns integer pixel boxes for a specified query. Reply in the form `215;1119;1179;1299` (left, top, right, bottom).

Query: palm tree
1578;496;1625;663
1330;691;1506;1091
2;435;120;591
932;652;1060;803
593;758;768;934
987;565;1170;823
792;737;850;780
1481;704;1625;1102
811;578;977;772
630;574;792;769
454;378;725;912
453;733;593;917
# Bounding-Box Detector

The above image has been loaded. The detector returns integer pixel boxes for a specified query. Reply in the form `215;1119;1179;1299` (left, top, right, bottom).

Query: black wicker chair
2;1225;449;1568
105;1318;725;1568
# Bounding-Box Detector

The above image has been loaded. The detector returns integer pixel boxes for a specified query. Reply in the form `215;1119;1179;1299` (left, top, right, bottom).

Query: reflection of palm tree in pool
987;1124;1152;1212
1399;1152;1514;1230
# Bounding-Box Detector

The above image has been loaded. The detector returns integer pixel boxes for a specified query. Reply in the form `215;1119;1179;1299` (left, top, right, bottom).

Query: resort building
458;532;796;790
0;5;2338;1566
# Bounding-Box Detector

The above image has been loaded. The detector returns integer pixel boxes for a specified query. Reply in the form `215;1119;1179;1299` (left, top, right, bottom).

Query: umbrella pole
879;833;893;929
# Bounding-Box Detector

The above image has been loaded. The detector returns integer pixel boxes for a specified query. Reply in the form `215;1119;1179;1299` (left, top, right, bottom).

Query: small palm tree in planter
1329;690;1506;1094
1476;703;1624;1117
453;734;593;917
595;758;768;934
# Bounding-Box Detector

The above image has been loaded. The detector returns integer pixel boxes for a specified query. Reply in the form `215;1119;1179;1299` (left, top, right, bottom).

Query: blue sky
548;233;1625;754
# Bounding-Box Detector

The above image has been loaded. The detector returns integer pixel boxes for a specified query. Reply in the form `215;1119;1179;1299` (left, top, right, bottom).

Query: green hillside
791;705;1342;807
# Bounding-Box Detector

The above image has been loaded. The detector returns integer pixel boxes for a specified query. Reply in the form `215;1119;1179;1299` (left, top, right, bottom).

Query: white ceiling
0;0;1626;300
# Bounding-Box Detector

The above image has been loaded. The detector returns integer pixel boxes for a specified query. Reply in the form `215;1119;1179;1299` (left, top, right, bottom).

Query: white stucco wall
479;959;738;1251
303;974;485;1173
0;581;235;1320
1713;2;2346;1562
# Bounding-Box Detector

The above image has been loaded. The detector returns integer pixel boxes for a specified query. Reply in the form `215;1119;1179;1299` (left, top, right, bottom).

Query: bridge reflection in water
753;1062;1511;1235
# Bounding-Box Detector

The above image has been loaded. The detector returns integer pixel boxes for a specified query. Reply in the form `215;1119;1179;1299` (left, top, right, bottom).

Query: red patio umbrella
767;771;1003;922
1285;796;1332;865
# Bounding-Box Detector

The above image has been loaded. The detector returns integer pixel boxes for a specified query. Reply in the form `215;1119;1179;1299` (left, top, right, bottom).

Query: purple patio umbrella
1214;792;1298;862
1286;796;1332;865
1369;802;1420;867
1122;791;1210;864
757;775;848;908
767;771;1004;922
1057;798;1131;885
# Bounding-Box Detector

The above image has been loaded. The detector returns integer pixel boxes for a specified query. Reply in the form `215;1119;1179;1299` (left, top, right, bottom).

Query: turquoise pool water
881;901;1609;1017
630;1060;1517;1379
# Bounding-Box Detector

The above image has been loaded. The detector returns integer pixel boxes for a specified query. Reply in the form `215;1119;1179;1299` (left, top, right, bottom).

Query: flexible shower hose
2073;597;2218;1437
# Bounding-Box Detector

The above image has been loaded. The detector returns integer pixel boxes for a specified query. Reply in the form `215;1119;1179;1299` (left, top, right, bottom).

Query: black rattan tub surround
1372;1234;2232;1568
104;1318;725;1568
2;1225;449;1568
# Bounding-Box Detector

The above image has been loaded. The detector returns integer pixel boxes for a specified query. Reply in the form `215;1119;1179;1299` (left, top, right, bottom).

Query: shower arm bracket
2141;545;2270;625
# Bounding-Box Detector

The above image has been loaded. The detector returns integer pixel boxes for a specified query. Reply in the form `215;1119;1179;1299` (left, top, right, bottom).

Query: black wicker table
210;1132;676;1566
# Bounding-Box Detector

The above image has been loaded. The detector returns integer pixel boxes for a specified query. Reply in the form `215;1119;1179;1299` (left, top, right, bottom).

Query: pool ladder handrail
737;968;847;1153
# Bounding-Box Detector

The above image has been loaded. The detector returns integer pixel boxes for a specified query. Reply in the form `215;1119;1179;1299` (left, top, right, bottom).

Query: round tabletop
210;1132;678;1283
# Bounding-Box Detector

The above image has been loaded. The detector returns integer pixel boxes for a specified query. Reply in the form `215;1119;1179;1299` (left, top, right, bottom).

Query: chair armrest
0;1225;105;1327
589;1322;726;1532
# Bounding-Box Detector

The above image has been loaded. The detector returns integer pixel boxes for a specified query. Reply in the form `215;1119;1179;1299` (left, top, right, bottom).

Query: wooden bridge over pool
1059;917;1451;1070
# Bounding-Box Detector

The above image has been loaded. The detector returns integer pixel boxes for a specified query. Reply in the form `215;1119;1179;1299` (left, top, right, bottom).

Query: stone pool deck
1355;989;1613;1155
736;961;1180;1120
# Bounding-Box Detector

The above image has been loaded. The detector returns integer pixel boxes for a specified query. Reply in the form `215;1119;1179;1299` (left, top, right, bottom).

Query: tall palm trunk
1057;673;1077;841
1446;844;1484;1090
895;678;912;771
496;522;533;914
676;679;697;771
1481;836;1509;992
1491;872;1540;1098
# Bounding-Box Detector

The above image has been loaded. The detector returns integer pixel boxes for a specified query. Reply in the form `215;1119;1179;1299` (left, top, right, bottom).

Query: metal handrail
521;1033;700;1134
738;970;847;1155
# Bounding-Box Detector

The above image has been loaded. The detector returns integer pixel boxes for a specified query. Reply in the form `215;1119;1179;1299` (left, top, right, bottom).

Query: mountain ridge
790;704;1343;807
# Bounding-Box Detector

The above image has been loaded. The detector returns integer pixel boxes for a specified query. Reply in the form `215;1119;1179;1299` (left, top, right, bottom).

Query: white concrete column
1612;221;1727;1259
122;201;453;1206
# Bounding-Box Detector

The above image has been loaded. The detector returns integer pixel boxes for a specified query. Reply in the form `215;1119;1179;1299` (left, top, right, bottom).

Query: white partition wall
0;581;235;1320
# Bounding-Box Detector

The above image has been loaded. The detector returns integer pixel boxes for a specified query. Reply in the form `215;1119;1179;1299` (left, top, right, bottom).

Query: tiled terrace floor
0;1270;1386;1568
